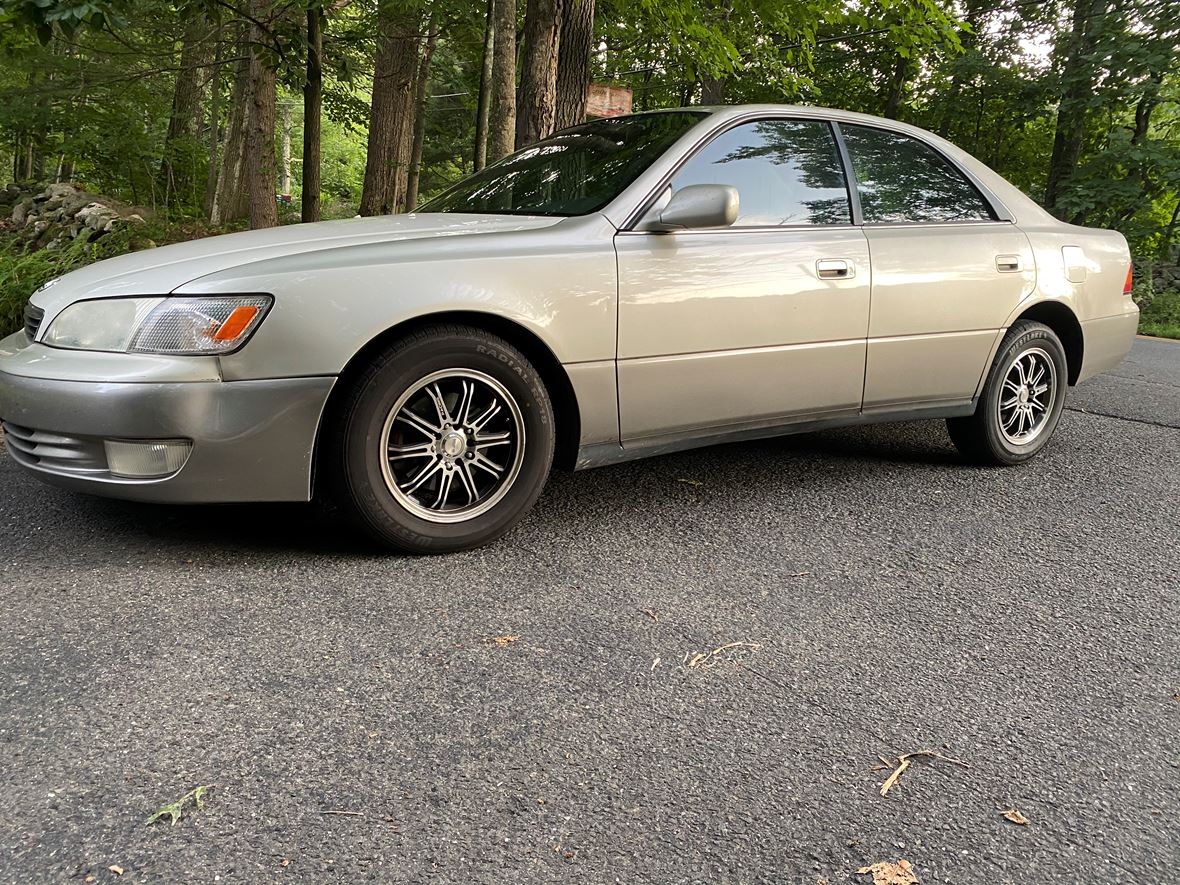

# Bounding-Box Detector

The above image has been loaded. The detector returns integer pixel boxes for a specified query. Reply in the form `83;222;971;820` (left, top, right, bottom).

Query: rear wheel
947;320;1068;465
330;325;555;553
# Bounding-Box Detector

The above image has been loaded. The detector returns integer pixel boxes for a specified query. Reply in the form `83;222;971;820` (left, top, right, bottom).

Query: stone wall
1;183;147;251
1132;257;1180;293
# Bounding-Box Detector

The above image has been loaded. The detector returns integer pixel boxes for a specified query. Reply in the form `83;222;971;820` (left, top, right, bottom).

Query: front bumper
0;334;334;503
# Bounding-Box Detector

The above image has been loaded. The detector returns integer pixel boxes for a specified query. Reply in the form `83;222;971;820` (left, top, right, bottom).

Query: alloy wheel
379;369;526;523
997;346;1057;446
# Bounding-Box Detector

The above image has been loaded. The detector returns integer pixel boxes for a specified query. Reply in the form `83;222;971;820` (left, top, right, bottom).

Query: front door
614;117;871;442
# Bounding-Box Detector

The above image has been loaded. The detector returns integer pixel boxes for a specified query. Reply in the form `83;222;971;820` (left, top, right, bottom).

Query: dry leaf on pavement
1002;808;1029;825
491;635;519;646
856;859;919;884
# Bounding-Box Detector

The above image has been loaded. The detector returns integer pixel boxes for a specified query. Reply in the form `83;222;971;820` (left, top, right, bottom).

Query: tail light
1124;265;1133;295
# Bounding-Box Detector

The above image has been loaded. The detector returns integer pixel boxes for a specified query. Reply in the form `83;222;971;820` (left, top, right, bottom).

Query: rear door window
840;124;995;224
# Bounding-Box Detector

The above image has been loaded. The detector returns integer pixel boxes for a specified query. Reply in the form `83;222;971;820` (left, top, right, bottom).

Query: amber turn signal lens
1124;265;1133;294
212;305;261;341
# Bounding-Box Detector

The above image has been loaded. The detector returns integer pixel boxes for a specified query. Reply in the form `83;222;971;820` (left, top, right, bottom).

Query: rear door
614;117;871;441
837;123;1035;409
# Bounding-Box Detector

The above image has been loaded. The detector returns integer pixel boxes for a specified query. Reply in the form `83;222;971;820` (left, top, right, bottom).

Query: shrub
0;219;220;337
0;230;147;336
1134;281;1180;340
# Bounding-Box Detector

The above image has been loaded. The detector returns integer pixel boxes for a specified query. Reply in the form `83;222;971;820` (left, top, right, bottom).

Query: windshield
419;112;708;217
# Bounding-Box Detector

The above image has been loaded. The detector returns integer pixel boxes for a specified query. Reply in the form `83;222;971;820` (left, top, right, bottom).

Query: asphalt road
1;338;1177;885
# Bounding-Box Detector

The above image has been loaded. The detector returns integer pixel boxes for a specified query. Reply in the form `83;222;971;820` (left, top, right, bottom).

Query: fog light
104;439;192;478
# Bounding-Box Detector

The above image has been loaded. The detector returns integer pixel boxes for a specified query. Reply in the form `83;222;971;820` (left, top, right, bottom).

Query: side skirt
573;399;977;470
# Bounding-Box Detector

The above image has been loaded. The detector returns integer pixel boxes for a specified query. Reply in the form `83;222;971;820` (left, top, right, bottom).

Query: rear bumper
1078;311;1139;384
0;335;334;503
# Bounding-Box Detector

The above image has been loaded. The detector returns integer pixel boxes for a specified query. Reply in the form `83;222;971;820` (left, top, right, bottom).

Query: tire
947;320;1068;466
329;324;555;553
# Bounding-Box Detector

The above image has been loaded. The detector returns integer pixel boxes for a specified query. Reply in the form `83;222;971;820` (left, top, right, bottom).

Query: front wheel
330;324;555;553
947;320;1068;465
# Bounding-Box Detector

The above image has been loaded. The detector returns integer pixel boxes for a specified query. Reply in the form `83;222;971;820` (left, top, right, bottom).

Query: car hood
29;213;565;317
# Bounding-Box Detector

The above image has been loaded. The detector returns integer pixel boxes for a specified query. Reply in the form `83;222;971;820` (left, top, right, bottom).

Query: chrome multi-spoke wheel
947;320;1067;466
380;369;526;523
332;324;555;553
997;346;1056;445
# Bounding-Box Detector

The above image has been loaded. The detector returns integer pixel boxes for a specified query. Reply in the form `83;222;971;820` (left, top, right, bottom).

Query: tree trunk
405;27;438;210
203;15;224;220
936;0;986;137
160;15;213;209
359;13;419;216
1131;71;1164;146
244;1;278;229
700;75;725;104
1045;0;1107;214
211;52;251;224
515;0;562;148
882;55;912;120
1160;199;1180;260
554;0;593;130
302;5;323;222
474;0;496;171
280;103;292;196
488;0;517;162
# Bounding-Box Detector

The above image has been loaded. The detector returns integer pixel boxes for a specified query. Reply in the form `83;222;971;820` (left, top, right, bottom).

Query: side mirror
648;184;739;231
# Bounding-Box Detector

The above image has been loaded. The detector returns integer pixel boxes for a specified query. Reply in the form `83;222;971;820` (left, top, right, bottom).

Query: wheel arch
1010;300;1084;385
310;311;582;499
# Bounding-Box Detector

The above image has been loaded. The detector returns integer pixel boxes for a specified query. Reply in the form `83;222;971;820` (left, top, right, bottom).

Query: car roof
598;104;1053;229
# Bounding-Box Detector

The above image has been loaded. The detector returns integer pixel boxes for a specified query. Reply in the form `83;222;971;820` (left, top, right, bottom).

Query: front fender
175;214;619;382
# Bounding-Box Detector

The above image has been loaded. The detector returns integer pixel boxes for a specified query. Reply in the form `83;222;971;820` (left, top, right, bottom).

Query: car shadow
30;420;965;557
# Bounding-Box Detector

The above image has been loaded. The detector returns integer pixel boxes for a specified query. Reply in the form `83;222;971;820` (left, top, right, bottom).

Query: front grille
2;422;107;475
23;302;44;341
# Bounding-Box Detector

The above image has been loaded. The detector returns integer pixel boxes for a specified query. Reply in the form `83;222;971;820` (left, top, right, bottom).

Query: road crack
1066;407;1179;430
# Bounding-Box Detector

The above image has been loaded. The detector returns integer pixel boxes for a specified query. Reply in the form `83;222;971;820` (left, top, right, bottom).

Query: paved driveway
1;338;1177;884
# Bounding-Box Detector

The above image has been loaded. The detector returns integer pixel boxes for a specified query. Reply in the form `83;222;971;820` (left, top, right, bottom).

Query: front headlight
43;295;273;355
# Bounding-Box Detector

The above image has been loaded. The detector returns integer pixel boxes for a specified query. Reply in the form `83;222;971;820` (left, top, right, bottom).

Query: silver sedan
0;106;1140;552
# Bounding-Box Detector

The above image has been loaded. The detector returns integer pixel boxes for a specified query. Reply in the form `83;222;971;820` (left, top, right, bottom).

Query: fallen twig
686;640;761;669
879;750;968;797
321;810;365;817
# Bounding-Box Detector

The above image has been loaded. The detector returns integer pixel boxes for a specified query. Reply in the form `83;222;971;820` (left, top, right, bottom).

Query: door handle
996;254;1022;272
816;258;854;279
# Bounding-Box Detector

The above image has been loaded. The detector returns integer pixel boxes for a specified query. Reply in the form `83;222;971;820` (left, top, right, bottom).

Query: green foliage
1;0;132;43
1135;281;1180;339
0;220;199;336
0;232;107;335
0;0;1176;259
145;784;212;826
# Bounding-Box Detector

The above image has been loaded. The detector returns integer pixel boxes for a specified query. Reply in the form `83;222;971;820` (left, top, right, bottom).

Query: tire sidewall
982;324;1068;463
343;334;554;552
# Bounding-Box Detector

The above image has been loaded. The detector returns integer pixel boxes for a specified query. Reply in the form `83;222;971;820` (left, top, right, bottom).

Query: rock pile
1134;256;1180;293
1;182;147;251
